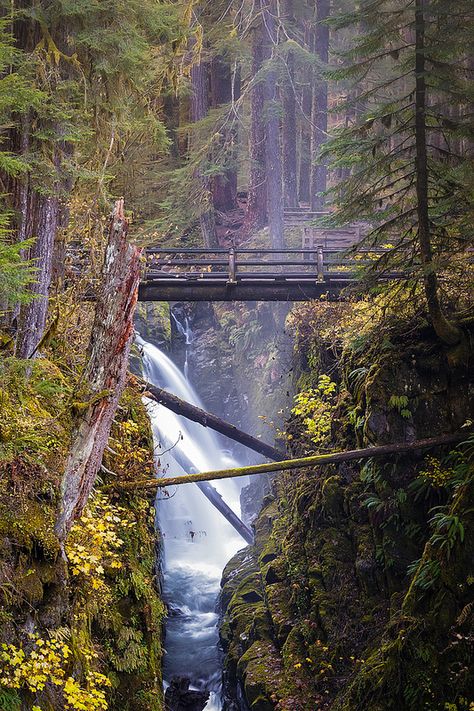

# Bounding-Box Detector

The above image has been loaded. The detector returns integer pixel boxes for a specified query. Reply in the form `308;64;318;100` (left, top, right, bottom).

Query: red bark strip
56;199;142;540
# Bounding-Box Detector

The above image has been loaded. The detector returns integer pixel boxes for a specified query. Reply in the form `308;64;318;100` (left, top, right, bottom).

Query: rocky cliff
220;301;474;711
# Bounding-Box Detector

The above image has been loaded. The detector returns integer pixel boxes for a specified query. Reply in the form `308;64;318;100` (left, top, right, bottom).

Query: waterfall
171;311;193;378
137;335;249;710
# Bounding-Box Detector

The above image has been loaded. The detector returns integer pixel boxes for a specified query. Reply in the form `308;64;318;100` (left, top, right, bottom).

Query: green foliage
407;557;441;590
0;688;20;711
388;394;412;420
0;357;71;464
0;231;36;313
429;509;465;558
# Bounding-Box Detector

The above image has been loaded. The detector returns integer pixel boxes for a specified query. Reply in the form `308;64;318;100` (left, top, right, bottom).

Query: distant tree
210;55;239;213
245;9;268;232
191;52;218;248
262;0;285;248
310;0;330;211
282;0;299;207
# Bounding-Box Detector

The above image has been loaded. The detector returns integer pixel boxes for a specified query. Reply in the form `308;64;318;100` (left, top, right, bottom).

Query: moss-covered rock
0;373;165;711
220;309;474;711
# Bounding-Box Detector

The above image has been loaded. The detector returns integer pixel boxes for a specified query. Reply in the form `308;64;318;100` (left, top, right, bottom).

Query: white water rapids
137;334;249;710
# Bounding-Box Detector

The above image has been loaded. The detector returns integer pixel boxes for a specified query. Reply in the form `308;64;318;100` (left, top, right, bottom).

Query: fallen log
136;377;286;461
161;445;254;545
111;431;468;491
56;199;142;540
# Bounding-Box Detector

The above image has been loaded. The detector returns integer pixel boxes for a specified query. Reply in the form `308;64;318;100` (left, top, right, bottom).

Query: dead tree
139;378;286;462
56;199;142;540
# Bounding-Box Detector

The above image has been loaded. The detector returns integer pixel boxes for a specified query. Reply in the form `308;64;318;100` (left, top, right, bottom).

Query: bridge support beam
138;282;345;302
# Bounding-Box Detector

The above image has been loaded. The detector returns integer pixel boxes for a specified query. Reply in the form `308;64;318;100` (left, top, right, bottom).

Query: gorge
0;1;473;709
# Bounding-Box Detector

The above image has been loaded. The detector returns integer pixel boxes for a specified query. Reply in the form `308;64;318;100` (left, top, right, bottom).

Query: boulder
165;677;210;711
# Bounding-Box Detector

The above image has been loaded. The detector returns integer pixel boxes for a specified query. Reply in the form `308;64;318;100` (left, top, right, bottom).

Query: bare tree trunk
414;0;461;346
282;0;298;207
210;57;238;212
15;189;60;359
191;60;218;248
56;200;142;540
245;15;268;232
262;0;285;248
298;23;313;204
310;0;329;211
140;378;286;461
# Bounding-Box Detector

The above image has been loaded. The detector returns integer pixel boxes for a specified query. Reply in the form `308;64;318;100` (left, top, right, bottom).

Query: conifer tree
1;0;183;352
325;0;473;344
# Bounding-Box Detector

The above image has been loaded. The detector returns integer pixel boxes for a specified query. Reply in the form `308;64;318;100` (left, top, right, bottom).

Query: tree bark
15;189;60;359
414;0;461;345
8;13;72;353
282;0;298;207
298;23;313;204
56;200;142;540
310;0;330;211
245;14;268;232
191;59;218;248
262;0;285;248
210;57;238;212
115;431;468;490
139;378;286;461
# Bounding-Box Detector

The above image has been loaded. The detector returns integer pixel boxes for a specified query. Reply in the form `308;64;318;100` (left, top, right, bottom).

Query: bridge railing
144;246;391;285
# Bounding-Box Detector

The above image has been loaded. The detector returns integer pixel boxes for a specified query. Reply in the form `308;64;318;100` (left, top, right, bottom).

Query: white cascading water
136;333;249;710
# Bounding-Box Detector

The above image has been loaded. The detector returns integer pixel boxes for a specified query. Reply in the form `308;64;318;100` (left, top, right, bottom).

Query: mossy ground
0;322;165;710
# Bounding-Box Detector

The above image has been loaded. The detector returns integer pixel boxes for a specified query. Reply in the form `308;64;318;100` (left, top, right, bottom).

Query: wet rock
241;589;263;603
165;677;210;711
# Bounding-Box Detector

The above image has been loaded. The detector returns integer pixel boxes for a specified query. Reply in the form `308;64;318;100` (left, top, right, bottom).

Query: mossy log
113;431;468;490
56;200;142;539
137;377;286;461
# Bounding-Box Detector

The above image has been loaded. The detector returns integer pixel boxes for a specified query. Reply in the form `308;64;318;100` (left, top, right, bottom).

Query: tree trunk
56;200;142;540
160;445;253;544
414;0;461;345
8;13;73;352
310;0;330;211
115;432;467;490
15;189;60;359
191;60;218;248
262;0;285;248
140;378;286;461
298;23;313;204
210;57;238;212
245;14;268;232
282;0;298;207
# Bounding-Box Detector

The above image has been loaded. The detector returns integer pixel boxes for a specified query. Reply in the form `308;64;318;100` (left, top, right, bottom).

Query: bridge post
228;247;237;285
317;245;324;282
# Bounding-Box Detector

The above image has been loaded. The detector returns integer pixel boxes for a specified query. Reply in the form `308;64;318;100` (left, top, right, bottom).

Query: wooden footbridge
139;244;400;302
137;217;403;302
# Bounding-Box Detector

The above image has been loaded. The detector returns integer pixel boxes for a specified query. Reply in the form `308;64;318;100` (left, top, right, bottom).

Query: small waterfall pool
137;335;250;710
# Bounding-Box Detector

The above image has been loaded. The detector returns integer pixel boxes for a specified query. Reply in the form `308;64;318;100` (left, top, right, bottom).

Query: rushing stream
137;334;249;710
